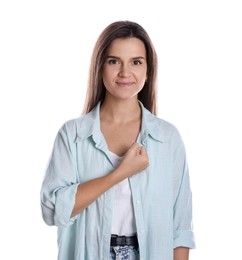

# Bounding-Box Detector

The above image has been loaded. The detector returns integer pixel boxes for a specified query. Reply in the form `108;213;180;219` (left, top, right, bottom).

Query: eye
107;59;120;65
133;60;142;65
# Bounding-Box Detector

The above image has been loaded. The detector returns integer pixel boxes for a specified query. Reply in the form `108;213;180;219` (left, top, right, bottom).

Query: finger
140;146;148;156
136;146;142;155
129;142;139;152
132;142;139;148
136;146;145;155
139;146;145;155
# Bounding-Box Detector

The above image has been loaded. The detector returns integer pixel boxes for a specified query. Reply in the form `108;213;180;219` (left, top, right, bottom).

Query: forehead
107;37;146;56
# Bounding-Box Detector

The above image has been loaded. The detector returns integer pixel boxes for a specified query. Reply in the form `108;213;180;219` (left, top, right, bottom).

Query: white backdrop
0;0;241;259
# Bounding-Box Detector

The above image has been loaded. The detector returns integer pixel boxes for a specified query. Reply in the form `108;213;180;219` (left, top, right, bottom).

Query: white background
0;0;241;259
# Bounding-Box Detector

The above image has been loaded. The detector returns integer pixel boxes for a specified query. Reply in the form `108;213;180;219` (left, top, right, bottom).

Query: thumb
137;146;146;155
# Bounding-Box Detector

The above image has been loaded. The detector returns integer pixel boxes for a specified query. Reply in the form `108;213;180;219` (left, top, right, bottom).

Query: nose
118;63;131;77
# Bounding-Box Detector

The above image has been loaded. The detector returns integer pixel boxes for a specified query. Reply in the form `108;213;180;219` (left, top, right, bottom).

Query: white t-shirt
109;151;137;236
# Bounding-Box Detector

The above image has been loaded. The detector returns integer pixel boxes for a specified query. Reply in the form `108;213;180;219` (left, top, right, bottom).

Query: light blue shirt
41;102;195;260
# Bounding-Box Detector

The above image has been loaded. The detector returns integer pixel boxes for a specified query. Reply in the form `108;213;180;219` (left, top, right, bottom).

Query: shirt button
136;200;140;204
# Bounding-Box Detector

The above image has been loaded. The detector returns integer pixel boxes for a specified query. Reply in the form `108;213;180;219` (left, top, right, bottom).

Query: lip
116;81;133;87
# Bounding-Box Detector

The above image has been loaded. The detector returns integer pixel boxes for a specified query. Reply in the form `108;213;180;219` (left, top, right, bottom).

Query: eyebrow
106;55;146;60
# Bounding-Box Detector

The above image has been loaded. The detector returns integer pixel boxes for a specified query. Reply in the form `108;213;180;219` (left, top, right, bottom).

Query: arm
41;125;79;226
172;132;195;249
174;247;189;260
71;144;149;217
41;125;148;226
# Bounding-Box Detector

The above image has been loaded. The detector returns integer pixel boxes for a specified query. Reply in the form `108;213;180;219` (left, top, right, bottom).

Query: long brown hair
82;20;158;115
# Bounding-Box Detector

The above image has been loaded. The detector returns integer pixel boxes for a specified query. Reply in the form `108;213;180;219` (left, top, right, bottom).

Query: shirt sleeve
172;134;196;249
40;124;79;227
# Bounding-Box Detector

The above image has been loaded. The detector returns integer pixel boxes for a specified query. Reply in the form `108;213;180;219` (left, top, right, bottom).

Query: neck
100;97;141;124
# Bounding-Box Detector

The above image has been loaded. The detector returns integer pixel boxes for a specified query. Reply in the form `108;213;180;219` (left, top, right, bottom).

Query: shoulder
62;115;86;130
58;105;99;143
57;114;88;142
142;107;183;145
149;116;187;159
156;116;181;139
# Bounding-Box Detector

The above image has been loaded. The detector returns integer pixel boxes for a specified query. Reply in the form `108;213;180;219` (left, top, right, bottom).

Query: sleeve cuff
173;230;196;249
55;183;79;227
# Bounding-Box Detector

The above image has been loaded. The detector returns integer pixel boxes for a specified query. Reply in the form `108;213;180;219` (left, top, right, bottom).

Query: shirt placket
129;131;148;260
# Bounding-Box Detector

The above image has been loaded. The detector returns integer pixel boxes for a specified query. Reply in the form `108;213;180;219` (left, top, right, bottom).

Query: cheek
138;66;147;78
102;72;113;90
139;70;148;83
102;70;110;86
102;67;115;82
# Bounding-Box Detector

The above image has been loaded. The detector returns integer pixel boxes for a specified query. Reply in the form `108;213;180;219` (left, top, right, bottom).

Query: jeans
110;245;139;260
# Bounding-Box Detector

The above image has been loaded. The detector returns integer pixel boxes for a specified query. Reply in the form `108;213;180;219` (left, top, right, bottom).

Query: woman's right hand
117;143;149;178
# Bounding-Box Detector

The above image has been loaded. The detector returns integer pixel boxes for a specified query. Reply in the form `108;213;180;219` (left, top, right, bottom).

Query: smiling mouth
116;82;133;87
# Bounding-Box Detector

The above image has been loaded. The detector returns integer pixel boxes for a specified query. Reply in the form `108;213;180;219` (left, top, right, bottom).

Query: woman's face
102;37;147;101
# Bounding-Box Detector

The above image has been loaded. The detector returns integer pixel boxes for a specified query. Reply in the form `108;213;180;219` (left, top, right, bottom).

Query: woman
41;20;195;260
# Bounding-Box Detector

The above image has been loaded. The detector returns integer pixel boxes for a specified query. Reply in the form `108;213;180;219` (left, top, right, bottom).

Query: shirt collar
75;101;164;144
139;101;164;144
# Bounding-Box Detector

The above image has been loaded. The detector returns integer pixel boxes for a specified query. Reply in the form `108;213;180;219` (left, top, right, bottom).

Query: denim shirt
40;102;195;260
